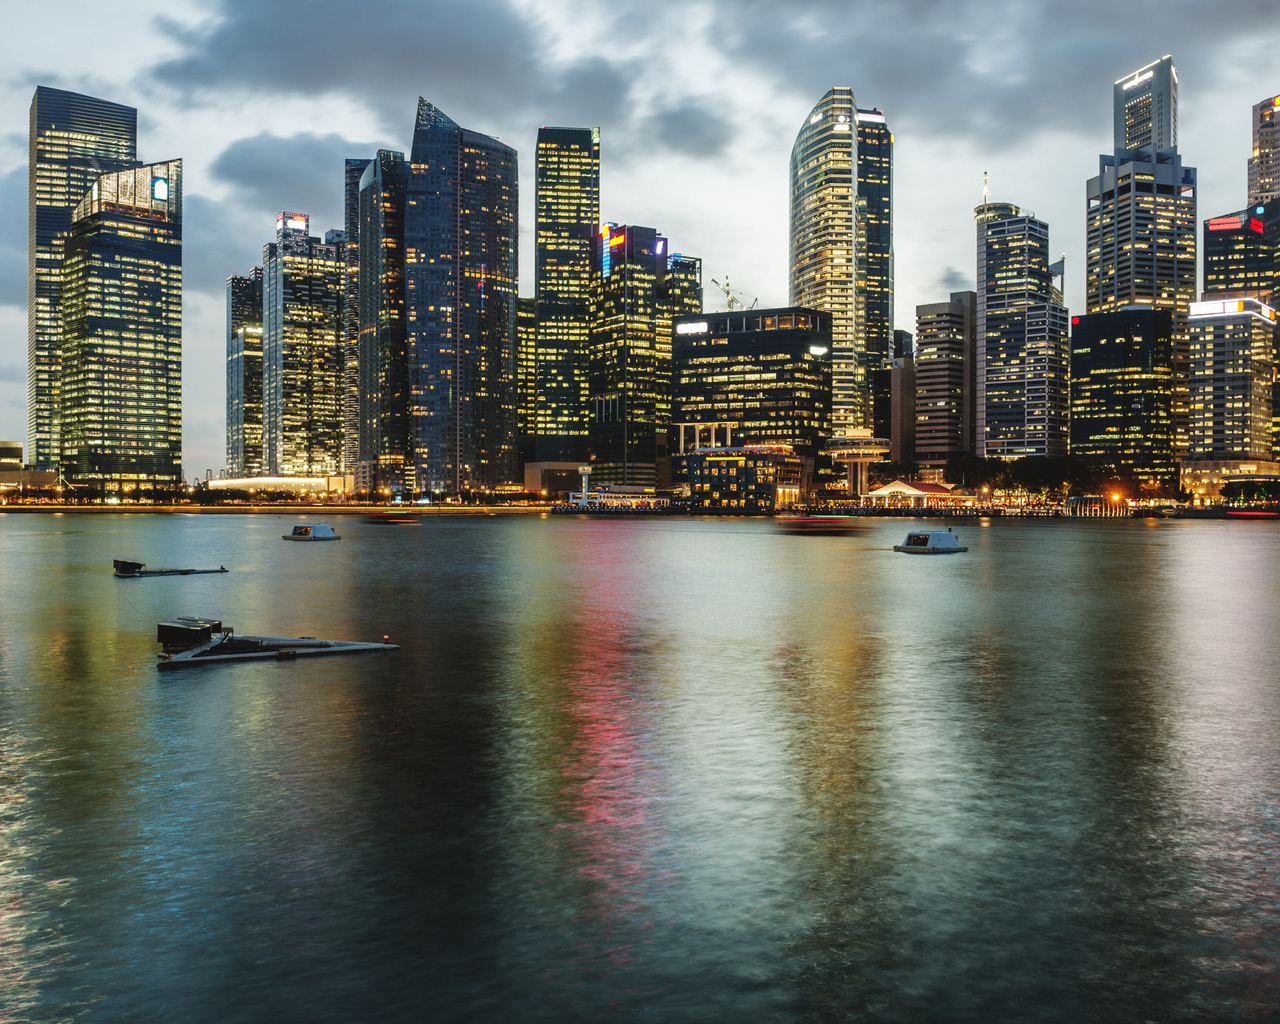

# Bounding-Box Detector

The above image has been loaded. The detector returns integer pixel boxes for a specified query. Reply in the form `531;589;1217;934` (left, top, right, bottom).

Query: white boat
283;523;340;541
156;617;397;670
893;528;968;554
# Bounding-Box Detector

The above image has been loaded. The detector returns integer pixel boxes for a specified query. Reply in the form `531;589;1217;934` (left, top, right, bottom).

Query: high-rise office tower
357;150;408;493
588;224;702;486
1186;298;1277;462
515;296;537;467
342;158;371;472
1203;201;1279;304
1069;309;1175;482
262;212;343;477
914;291;977;468
1114;56;1177;152
28;87;138;472
1090;56;1197;462
405;100;518;494
225;269;263;477
534;126;599;463
975;202;1070;458
791;87;861;430
59;161;182;493
871;330;914;462
856;108;893;375
1249;94;1279;205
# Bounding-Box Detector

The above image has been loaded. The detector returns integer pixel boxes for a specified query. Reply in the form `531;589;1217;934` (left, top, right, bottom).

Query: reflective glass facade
1113;57;1177;152
975;202;1069;458
856;109;893;375
515;296;537;466
262;213;344;477
914;291;977;467
533;126;599;462
1187;300;1277;460
1069;309;1175;481
405;100;518;494
588;225;702;486
1203;201;1278;304
1248;94;1279;206
790;87;861;430
28;87;138;471
59;160;182;492
343;158;372;472
225;269;263;477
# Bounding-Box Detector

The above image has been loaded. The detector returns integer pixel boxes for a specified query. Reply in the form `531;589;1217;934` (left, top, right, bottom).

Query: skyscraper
1114;56;1177;152
1203;201;1279;304
975;202;1069;458
534;126;599;463
515;296;537;467
1186;299;1277;462
588;224;702;486
226;269;263;477
1069;309;1175;482
1248;94;1279;206
791;87;861;430
357;150;408;493
28;87;138;472
343;157;372;472
914;291;977;468
404;100;518;494
856;108;893;375
59;161;182;494
262;212;344;477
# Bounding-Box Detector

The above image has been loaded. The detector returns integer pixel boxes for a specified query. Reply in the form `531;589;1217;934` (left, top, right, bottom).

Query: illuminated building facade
1113;56;1177;152
671;307;832;462
343;158;372;472
1203;201;1279;303
262;212;344;477
1249;94;1280;206
790;87;861;430
405;100;518;494
1069;309;1175;481
226;269;263;477
589;224;702;486
914;290;977;468
357;150;408;492
856;108;893;375
975;202;1069;458
1186;298;1277;462
515;296;537;466
684;446;807;512
534;126;599;462
59;161;183;493
28;86;138;472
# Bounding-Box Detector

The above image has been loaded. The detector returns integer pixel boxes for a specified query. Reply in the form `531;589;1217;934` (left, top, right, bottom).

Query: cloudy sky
1;0;1277;474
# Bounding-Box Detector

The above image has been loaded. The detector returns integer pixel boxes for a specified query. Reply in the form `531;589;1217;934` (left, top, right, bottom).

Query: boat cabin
283;523;341;541
893;529;968;554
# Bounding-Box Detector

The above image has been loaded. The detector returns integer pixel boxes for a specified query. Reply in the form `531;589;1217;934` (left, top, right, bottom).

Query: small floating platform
115;559;227;578
283;523;341;541
893;529;968;554
156;617;398;670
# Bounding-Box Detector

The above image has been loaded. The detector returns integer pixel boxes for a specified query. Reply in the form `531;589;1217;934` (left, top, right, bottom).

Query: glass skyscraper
914;291;977;468
1248;94;1278;206
405;100;518;494
588;225;702;486
343;158;372;473
856;108;893;376
1113;56;1177;152
533;126;599;463
226;269;263;477
975;202;1069;459
1203;201;1279;304
262;212;344;477
59;161;182;493
28;86;138;472
790;87;861;431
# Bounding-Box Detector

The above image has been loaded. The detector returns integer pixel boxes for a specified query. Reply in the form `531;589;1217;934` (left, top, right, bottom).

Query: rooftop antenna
982;171;990;210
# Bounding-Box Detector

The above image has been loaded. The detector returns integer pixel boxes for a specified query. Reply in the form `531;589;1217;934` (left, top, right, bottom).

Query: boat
775;515;869;535
283;523;341;541
362;512;418;525
155;616;398;670
114;559;228;578
893;528;968;554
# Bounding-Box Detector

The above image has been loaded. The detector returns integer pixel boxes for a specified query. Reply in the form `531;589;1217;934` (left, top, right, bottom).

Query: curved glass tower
790;87;860;430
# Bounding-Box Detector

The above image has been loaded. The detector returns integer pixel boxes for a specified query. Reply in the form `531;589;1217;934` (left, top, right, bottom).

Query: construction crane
711;277;758;311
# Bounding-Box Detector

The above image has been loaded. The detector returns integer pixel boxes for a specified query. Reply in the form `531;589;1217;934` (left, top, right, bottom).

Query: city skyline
0;2;1276;473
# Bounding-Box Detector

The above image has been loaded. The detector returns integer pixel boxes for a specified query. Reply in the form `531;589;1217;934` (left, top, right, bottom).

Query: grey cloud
0;165;27;308
210;132;377;227
0;363;23;383
642;101;735;158
182;193;271;299
936;267;972;294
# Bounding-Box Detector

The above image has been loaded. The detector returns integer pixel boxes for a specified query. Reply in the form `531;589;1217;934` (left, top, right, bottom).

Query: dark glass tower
405;100;518;494
343;158;372;472
59;161;182;494
226;268;263;477
1202;200;1279;304
533;126;599;463
588;224;702;486
28;87;138;471
914;291;977;467
357;150;408;493
856;109;893;375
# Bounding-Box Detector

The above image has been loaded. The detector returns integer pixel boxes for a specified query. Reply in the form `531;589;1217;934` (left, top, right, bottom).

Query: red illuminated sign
1250;218;1265;234
1208;216;1243;231
1071;316;1080;325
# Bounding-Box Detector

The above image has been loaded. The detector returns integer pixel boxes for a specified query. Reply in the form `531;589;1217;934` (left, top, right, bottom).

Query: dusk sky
0;0;1276;474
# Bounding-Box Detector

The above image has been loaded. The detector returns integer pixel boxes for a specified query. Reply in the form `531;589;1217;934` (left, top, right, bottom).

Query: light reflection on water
0;512;1278;1021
